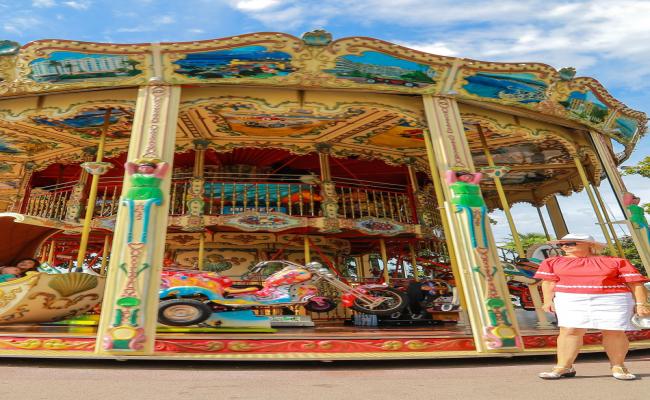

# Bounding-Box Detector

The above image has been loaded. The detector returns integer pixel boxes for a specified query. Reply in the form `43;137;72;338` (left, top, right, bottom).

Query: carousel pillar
422;95;522;352
315;143;340;232
573;155;617;255
420;103;470;331
588;130;650;269
47;240;56;265
12;162;35;213
408;242;420;282
96;79;181;355
304;236;311;263
477;126;524;257
65;150;92;223
75;110;114;269
379;238;390;284
197;233;206;271
545;196;569;238
184;139;209;232
100;235;111;275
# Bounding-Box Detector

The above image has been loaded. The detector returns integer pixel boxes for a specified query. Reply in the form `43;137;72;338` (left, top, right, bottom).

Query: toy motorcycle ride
157;260;407;326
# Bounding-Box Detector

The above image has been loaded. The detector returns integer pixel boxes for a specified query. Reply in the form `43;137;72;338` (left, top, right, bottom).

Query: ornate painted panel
28;52;143;84
173;46;295;80
461;72;547;104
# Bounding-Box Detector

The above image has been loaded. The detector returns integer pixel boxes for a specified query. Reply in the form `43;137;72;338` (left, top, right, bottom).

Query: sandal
538;366;576;380
612;365;636;380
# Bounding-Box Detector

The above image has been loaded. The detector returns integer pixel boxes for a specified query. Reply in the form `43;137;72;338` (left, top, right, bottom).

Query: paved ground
1;350;649;400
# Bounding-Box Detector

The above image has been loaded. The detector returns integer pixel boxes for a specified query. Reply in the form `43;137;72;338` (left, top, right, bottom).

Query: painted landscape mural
613;116;638;141
560;90;609;124
462;72;547;104
325;51;436;88
173;46;295;79
29;52;142;83
33;108;133;139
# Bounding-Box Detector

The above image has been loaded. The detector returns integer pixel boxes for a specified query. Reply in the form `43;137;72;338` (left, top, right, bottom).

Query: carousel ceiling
0;95;598;208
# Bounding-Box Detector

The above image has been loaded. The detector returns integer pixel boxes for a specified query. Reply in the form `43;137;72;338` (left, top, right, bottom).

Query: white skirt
554;292;637;331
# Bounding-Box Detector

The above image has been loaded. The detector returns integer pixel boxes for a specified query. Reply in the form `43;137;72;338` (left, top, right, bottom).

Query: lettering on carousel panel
446;170;519;350
104;158;168;351
436;98;465;168
28;52;142;83
462;72;548;104
173;46;296;80
560;90;609;125
324;51;437;88
354;217;406;236
144;83;168;159
222;212;306;232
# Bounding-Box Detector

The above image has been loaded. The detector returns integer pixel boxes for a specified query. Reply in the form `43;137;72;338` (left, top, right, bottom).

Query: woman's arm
627;282;650;317
541;280;556;312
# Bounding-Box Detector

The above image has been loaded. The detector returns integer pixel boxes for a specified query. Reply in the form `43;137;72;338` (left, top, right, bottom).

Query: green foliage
602;236;647;276
623;156;650;179
502;232;551;253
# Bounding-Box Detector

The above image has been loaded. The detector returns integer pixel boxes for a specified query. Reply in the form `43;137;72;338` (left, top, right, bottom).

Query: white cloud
155;15;175;25
3;16;41;35
224;0;650;89
63;0;91;10
32;0;56;7
233;0;282;11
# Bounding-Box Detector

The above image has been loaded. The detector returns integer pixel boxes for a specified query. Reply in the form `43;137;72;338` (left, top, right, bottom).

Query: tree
502;232;551;254
602;236;647;276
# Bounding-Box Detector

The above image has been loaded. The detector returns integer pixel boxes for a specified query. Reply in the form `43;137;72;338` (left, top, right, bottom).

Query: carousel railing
91;178;123;218
333;177;415;224
168;172;322;217
24;182;76;220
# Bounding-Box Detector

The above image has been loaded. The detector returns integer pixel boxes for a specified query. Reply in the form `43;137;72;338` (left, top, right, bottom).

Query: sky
1;0;649;242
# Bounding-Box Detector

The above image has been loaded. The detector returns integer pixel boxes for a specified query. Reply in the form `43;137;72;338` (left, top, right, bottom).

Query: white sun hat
548;233;606;249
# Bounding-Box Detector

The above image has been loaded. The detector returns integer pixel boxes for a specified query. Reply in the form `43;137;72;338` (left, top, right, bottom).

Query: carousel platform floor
1;311;649;360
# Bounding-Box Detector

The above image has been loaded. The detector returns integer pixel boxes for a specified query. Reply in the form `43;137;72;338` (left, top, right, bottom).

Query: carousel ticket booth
0;31;648;360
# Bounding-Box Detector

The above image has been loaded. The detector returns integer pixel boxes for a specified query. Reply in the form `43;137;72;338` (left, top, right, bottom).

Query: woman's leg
556;327;587;367
601;330;629;366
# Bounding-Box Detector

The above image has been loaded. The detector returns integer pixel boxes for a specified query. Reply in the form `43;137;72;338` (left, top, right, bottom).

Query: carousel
0;30;648;360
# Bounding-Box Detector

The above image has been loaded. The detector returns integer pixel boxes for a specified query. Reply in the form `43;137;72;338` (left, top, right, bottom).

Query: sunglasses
559;242;579;247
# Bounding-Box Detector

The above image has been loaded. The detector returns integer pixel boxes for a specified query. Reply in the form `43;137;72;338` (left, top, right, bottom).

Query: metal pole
408;242;420;282
477;126;524;257
573;155;617;255
592;183;624;256
379;238;390;284
198;232;205;271
76;109;112;269
303;236;311;264
100;235;111;276
536;207;552;241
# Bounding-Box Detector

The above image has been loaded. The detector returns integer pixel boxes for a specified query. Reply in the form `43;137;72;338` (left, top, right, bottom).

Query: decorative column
422;95;522;352
183;139;209;232
96;79;181;354
379;238;390;284
12;161;35;213
545;196;569;238
592;184;624;256
589;131;650;269
315;143;340;232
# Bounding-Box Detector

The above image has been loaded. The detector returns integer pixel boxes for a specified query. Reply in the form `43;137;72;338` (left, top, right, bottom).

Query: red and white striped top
534;256;649;294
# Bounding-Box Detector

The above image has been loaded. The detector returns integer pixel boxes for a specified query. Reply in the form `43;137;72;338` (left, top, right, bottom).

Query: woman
535;234;650;380
14;258;40;276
